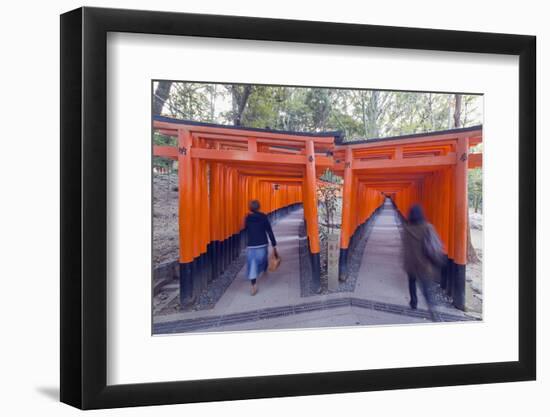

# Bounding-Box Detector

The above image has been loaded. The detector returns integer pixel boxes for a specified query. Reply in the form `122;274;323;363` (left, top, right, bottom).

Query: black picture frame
60;6;536;410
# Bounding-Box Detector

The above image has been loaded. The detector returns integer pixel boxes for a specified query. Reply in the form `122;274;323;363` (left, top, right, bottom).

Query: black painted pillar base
210;241;218;282
338;248;349;282
440;256;451;290
206;242;214;283
452;263;466;310
191;257;201;300
178;262;194;306
215;241;223;276
240;230;247;251
310;252;321;293
222;237;229;272
199;252;208;292
446;259;455;298
228;236;233;264
233;233;239;258
436;254;449;286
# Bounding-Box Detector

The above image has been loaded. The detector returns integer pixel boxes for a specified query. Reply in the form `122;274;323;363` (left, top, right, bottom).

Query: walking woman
244;200;278;296
402;204;444;309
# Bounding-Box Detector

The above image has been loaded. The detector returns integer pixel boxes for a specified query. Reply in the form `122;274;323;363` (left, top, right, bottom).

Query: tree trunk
362;94;368;137
453;94;462;128
153;81;173;115
231;85;253;126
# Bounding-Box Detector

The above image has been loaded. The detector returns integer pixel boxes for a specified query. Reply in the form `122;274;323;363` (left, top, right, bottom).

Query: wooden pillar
177;128;195;305
231;168;239;259
219;164;228;271
225;166;233;267
209;162;220;280
304;140;321;292
202;160;213;283
339;147;353;281
453;136;468;309
192;155;205;298
439;168;452;290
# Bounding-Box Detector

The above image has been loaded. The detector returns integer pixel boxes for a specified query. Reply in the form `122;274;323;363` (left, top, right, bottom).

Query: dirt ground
153;172;179;267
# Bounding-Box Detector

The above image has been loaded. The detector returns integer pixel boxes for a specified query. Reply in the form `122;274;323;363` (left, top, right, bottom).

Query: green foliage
305;88;332;130
160;82;483;142
153;132;175;146
468;168;483;213
239;86;290;129
165;83;219;121
320;169;343;184
153;132;176;170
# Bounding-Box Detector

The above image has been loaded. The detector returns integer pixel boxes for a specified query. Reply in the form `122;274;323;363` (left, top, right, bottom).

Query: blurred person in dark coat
402;204;444;309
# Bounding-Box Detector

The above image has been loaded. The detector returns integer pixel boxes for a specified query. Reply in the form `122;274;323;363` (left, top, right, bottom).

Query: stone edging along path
153;296;479;334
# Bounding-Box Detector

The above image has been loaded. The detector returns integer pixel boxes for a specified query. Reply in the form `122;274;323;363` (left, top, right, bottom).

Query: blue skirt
246;245;268;280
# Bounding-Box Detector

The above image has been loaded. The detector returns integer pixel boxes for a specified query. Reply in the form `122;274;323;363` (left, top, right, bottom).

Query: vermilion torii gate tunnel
153;116;482;311
153;116;340;304
333;125;482;310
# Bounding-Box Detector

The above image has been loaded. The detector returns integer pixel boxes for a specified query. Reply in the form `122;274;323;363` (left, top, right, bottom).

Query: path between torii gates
153;200;475;334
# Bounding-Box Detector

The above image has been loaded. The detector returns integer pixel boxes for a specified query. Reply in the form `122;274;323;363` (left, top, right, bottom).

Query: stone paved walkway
206;208;305;315
353;199;431;310
153;201;473;333
154;208;308;325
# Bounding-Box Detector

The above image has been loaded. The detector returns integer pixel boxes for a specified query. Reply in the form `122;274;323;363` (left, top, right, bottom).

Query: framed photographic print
60;6;536;410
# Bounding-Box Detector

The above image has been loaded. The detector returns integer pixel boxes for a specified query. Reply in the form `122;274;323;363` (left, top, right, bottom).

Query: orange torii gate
153;117;340;303
153;117;482;310
333;125;482;309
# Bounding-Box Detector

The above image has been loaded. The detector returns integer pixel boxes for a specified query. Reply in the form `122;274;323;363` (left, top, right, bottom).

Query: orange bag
268;251;281;272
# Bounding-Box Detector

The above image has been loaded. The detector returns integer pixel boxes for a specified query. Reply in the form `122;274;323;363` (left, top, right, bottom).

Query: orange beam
352;153;456;170
190;148;333;167
154;120;335;144
153;145;178;159
468;153;482;169
336;129;481;150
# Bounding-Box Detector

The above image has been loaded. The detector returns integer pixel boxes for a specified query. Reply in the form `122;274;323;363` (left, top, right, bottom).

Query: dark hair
249;199;260;212
408;204;426;225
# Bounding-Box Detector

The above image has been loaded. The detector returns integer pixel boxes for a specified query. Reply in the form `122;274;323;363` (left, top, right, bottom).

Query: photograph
151;81;484;334
53;3;537;410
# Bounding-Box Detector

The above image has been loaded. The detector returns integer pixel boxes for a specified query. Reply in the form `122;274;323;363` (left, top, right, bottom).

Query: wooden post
192;156;204;297
304;140;321;292
339;147;353;281
453;136;468;309
177;128;194;304
209;162;220;280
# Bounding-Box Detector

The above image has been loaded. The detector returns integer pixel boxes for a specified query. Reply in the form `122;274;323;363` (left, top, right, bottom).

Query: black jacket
245;211;277;247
